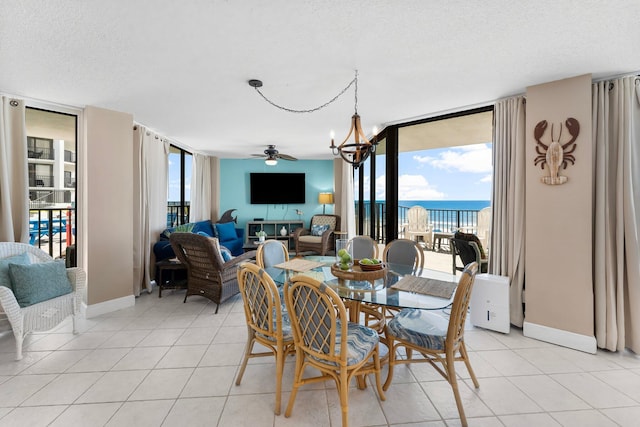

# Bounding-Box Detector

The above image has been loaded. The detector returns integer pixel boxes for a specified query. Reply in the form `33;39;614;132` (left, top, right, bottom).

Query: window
167;145;192;226
25;107;78;265
355;107;493;245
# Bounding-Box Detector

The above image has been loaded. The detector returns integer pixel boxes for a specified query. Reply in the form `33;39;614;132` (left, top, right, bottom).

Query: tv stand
245;220;304;249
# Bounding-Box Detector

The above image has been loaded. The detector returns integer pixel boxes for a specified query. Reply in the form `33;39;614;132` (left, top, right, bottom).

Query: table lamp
318;192;334;214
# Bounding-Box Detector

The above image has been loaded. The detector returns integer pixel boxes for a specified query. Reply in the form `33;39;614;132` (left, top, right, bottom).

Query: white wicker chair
0;242;86;360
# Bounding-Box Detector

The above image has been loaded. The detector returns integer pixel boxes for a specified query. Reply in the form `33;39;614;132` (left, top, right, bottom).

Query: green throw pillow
8;261;73;308
0;252;31;292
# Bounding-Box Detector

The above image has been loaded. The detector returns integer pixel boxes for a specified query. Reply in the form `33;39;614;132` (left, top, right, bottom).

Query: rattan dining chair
236;262;295;415
256;239;289;268
382;238;424;273
384;262;480;427
283;274;385;427
347;235;379;260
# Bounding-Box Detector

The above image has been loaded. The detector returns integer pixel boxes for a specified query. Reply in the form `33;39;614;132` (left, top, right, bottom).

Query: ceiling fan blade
278;154;297;161
250;154;265;157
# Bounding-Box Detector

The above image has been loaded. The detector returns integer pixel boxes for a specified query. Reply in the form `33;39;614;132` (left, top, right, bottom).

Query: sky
358;143;493;201
168;153;191;202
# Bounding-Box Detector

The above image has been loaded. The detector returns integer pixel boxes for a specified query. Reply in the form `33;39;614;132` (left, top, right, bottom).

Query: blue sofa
153;219;245;262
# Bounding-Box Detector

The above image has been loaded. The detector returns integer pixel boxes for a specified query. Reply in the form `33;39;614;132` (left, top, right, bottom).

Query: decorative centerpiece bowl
358;259;384;271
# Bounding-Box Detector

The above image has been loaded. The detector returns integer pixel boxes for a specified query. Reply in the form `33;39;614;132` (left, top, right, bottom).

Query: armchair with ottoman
292;214;340;256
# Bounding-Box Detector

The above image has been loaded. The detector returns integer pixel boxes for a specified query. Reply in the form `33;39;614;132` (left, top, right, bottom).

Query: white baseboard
83;295;135;318
523;321;597;354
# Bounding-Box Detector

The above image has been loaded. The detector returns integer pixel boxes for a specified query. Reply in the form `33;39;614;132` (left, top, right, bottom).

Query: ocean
398;200;490;211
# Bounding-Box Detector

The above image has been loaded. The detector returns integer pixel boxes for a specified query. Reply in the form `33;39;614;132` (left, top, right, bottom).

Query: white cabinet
470;274;510;333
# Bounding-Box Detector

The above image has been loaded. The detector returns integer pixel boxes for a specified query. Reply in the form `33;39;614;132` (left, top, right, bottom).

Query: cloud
422;143;492;174
479;174;492;183
372;174;445;200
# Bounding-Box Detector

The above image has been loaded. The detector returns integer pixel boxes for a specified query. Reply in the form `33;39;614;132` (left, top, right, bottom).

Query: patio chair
256;239;289;268
476;207;492;249
0;242;86;360
451;231;488;275
236;262;294;415
292;214;340;256
283;274;385;427
384;262;480;427
405;206;433;249
169;233;255;313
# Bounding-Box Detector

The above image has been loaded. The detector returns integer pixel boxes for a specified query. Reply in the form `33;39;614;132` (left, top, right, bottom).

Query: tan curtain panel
132;125;169;296
592;76;640;352
0;97;29;243
491;96;526;327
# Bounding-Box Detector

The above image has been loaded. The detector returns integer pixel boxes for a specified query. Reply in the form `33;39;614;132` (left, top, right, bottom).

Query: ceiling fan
251;144;297;165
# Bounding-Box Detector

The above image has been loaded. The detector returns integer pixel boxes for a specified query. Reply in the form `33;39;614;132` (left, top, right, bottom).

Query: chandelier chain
252;71;358;114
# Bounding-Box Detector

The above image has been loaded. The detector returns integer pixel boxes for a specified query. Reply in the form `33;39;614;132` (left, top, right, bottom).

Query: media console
245;220;304;249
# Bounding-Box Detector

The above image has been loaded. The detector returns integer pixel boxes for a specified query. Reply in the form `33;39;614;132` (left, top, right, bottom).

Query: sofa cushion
160;220;215;240
8;261;72;308
0;252;31;291
215;221;237;242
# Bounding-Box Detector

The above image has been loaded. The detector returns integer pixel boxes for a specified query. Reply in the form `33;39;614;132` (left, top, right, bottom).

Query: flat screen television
250;172;306;204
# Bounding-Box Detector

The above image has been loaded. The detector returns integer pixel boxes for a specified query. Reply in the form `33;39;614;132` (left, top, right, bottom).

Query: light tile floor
0;281;639;426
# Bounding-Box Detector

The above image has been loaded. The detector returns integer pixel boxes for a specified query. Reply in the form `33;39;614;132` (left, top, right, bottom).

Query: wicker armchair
292;214;340;256
0;242;86;360
169;233;256;313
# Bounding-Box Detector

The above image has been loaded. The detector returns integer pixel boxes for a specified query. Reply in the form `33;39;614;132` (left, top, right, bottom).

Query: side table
155;258;188;298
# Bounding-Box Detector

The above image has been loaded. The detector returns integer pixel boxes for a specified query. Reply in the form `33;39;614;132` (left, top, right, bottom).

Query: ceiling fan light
265;157;278;166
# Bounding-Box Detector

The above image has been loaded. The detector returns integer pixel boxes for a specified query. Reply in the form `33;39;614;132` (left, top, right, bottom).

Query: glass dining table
264;255;458;319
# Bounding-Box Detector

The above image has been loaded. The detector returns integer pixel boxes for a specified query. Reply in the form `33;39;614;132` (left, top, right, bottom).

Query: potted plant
255;230;267;243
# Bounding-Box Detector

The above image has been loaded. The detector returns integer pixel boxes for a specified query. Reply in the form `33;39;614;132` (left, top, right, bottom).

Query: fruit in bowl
358;258;383;270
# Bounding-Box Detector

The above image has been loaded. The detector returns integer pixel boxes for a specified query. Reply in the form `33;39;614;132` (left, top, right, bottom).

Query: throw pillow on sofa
215;221;237;241
8;261;72;308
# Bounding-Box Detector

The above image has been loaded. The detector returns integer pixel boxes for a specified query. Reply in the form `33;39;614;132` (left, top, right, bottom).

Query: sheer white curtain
335;159;355;237
593;76;640;353
189;153;212;222
0;97;29;242
492;96;526;327
132;125;169;296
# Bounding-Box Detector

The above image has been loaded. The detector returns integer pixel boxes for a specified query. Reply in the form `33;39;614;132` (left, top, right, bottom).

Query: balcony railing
27;147;54;160
30;174;54;187
29;208;76;266
29;189;73;207
64;150;76;163
166;202;190;227
64;177;76;188
357;201;483;244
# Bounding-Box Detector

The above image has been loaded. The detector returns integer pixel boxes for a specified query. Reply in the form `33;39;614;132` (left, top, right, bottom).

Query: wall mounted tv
250;172;306;204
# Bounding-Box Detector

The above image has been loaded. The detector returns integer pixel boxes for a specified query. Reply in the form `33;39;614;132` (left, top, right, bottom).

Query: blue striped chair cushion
311;321;379;366
386;308;448;350
256;308;293;341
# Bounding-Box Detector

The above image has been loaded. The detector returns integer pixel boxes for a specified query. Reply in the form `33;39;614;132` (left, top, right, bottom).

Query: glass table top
264;256;457;311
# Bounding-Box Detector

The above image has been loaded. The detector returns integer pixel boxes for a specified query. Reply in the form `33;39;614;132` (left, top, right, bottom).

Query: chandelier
248;70;377;169
329;71;377;168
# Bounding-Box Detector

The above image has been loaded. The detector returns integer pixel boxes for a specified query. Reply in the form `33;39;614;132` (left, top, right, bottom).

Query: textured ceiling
1;1;639;160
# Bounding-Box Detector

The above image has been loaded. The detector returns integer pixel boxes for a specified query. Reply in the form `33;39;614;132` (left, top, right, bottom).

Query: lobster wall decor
533;117;579;185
